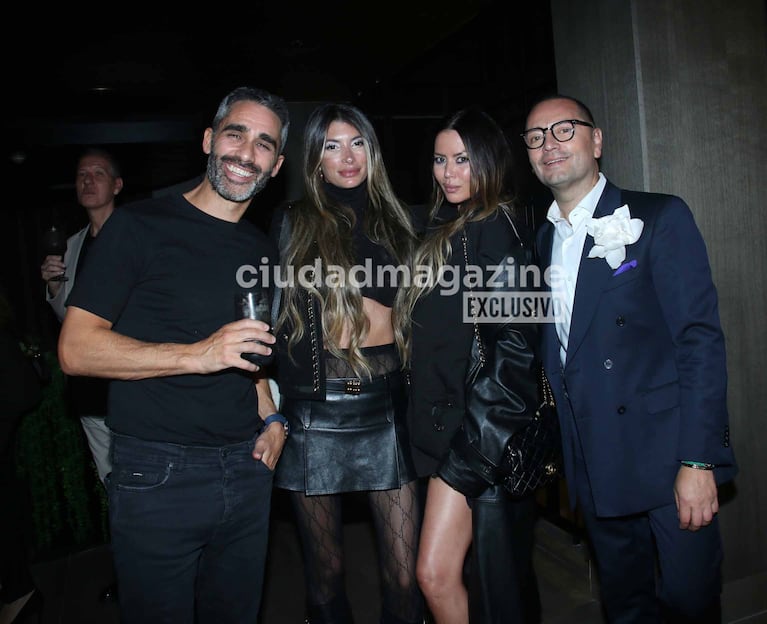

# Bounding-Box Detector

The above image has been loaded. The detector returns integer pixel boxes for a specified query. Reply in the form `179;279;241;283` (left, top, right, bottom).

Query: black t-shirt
68;230;109;417
67;195;278;445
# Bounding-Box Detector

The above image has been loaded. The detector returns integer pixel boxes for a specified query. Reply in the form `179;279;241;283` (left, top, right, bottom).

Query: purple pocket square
613;259;637;276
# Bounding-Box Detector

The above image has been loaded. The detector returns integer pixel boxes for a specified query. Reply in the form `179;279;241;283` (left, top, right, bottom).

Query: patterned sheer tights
291;344;422;622
289;482;423;623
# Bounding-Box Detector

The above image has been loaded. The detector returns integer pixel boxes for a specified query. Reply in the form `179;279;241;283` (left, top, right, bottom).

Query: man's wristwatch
262;413;289;439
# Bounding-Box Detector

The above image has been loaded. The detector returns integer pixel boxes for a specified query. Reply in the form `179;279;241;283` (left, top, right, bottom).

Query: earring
318;169;324;180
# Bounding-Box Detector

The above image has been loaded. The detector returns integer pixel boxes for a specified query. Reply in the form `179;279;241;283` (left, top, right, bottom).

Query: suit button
604;359;613;369
616;316;625;327
617;405;626;414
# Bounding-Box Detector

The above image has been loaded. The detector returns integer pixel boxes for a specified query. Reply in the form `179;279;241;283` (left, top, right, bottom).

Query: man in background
40;146;123;485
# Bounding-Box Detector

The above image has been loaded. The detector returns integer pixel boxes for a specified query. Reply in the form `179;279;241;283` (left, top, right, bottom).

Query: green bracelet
680;460;715;470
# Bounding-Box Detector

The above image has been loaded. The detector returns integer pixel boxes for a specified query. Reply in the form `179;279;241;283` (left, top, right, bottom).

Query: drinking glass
41;224;69;282
234;289;273;366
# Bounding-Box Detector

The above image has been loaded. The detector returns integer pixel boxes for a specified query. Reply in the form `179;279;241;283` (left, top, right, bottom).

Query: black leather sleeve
437;211;540;497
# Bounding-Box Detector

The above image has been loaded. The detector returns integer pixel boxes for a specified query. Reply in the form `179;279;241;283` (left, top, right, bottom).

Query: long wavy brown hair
400;108;519;363
277;103;416;378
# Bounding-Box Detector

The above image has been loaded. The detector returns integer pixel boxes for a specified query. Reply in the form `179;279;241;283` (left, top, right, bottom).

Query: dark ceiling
8;3;482;120
6;1;556;203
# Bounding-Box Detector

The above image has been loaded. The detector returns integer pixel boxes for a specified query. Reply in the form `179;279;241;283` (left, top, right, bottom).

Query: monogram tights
289;481;423;623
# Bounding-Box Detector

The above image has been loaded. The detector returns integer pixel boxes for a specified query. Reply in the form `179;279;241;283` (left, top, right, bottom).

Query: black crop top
324;182;398;308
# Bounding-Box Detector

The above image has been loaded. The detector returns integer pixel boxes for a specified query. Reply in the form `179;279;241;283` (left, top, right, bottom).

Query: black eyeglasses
520;119;594;149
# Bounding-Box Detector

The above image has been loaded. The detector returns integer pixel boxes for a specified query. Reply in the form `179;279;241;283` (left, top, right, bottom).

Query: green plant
14;351;108;559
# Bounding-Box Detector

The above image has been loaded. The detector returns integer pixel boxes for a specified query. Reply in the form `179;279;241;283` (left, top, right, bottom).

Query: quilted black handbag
499;367;563;497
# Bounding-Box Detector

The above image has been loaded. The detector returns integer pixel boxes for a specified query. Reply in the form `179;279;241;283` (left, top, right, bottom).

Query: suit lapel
538;222;554;285
536;221;561;369
564;183;623;366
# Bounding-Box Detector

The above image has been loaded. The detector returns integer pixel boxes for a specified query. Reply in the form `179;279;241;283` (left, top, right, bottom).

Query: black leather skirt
274;370;418;495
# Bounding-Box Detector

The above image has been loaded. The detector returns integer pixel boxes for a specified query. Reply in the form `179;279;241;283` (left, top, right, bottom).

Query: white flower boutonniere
586;205;644;269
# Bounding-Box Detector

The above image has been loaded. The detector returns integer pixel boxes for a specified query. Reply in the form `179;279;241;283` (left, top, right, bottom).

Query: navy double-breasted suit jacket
536;180;737;517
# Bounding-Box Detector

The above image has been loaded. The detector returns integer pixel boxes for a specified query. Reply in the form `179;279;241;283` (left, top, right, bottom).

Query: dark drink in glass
234;290;273;366
41;225;68;282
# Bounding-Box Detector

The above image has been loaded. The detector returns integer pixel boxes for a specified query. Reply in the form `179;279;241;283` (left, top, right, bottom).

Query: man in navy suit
524;94;736;623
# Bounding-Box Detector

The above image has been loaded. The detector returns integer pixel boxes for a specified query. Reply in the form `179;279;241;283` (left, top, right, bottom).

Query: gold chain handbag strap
461;208;516;368
461;230;486;367
540;367;555;407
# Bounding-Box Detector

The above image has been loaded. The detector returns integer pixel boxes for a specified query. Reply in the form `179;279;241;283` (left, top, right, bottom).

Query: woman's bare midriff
336;297;394;348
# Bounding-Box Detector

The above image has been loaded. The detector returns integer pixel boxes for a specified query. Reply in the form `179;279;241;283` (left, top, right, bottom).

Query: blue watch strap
262;413;289;437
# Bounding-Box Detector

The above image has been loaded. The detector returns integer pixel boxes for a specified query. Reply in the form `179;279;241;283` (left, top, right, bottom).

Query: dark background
2;0;557;345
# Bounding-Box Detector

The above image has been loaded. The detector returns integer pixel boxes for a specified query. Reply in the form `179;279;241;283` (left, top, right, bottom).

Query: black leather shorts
274;370;418;495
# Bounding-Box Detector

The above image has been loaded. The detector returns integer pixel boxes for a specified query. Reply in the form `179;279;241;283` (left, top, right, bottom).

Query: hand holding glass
42;225;68;282
234;290;273;366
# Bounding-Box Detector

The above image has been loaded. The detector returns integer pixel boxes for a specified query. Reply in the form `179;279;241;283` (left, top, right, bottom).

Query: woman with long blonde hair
262;102;424;624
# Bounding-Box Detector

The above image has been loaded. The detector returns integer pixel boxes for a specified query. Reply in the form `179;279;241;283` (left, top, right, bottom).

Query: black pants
574;456;723;623
468;485;541;624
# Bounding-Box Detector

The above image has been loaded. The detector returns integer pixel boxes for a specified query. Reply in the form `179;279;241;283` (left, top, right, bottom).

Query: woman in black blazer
403;108;542;623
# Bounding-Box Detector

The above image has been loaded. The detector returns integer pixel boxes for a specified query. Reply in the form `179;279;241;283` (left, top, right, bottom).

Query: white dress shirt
547;172;607;365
